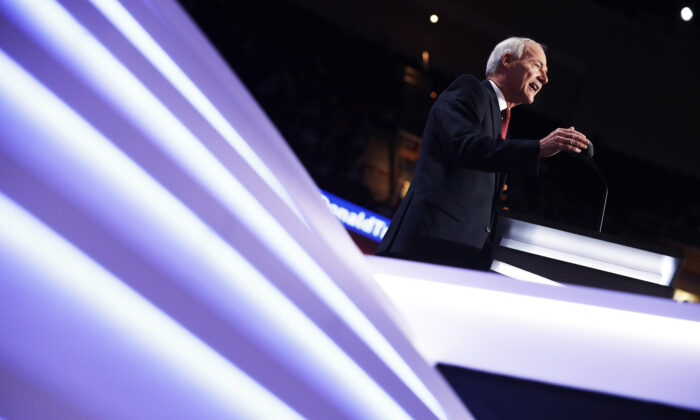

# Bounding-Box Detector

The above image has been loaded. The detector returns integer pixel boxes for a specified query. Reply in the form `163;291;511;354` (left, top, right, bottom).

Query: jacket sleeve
431;75;540;174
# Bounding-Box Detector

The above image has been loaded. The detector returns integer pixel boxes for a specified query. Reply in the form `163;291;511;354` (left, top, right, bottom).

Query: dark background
178;0;700;294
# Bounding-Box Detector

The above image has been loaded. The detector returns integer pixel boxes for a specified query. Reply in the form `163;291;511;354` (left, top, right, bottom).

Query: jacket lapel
482;80;502;139
482;80;506;197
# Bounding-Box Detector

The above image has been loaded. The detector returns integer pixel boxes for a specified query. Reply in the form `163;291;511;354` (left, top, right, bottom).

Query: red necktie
501;108;510;139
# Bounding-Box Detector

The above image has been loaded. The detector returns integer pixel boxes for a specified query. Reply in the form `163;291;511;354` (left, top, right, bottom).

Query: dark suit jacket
376;75;540;267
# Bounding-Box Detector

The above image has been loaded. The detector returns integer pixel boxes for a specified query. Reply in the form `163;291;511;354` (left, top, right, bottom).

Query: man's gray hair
485;37;543;76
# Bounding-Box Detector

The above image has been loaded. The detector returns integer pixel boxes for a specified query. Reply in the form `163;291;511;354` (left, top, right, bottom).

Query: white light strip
500;238;664;285
374;272;700;409
0;192;304;420
87;0;306;223
373;273;699;332
0;2;445;416
499;218;678;286
490;260;563;286
0;48;413;420
3;0;306;235
660;256;678;287
2;2;444;416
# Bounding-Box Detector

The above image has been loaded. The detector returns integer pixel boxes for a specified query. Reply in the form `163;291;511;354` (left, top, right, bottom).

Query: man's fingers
569;139;588;149
541;128;592;157
556;134;588;149
558;130;589;144
551;130;588;144
560;141;581;153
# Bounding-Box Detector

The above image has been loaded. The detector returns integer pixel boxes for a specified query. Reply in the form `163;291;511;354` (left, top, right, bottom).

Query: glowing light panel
0;191;304;420
0;47;412;420
87;0;305;222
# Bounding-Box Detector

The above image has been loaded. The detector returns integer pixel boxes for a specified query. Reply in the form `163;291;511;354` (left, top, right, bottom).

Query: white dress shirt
488;80;508;114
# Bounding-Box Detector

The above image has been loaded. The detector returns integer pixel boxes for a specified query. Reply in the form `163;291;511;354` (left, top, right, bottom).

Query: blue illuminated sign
320;190;390;242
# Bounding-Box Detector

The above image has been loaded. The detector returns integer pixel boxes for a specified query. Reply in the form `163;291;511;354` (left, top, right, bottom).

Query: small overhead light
681;6;693;21
430;14;438;23
429;91;437;99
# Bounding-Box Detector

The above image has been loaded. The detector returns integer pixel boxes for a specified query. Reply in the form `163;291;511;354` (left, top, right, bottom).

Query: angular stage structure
0;1;698;419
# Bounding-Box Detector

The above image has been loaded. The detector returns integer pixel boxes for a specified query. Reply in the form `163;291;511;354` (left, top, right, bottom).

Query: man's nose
539;73;548;85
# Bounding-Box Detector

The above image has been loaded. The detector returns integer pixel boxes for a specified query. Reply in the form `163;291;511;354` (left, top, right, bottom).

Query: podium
492;214;683;298
368;215;695;417
369;248;700;417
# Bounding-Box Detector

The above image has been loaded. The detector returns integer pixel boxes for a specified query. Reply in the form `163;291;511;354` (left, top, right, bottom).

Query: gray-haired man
377;37;589;270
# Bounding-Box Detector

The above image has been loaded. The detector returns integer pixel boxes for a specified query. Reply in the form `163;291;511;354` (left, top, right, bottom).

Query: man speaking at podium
376;37;589;270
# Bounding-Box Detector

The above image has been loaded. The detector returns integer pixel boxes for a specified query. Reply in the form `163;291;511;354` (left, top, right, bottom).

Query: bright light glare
490;260;563;286
87;0;306;223
74;2;444;416
2;1;446;417
5;0;309;243
0;192;303;420
375;271;700;354
501;238;663;284
499;218;676;285
430;14;438;23
374;271;700;409
0;46;412;420
681;6;693;21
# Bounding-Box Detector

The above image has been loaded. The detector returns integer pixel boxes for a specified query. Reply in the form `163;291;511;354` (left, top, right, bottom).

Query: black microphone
566;141;594;159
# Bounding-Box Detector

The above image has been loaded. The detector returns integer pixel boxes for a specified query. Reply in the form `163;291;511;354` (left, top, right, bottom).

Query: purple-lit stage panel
369;255;700;413
2;0;700;418
0;0;469;419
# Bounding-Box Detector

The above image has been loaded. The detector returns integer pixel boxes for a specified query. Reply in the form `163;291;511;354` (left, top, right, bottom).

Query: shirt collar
488;80;508;112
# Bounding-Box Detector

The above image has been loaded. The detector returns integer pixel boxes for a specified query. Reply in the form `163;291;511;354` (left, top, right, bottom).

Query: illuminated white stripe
499;218;678;286
3;0;306;233
0;2;446;417
0;192;304;420
490;260;563;286
375;270;697;333
3;2;445;416
500;238;664;285
0;47;412;420
374;272;700;409
87;0;305;223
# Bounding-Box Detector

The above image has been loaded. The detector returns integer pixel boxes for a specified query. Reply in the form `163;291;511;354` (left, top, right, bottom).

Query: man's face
503;43;548;106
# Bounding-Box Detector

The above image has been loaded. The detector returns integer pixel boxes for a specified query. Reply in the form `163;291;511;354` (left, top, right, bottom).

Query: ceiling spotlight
430;14;439;23
681;6;693;21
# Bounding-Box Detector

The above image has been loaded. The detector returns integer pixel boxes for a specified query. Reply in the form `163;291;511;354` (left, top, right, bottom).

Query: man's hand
539;127;589;157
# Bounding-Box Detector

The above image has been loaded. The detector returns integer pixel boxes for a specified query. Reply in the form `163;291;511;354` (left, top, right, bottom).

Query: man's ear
501;52;513;69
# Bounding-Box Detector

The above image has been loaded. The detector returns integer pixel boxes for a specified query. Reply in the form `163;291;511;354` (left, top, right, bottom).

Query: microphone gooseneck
568;141;606;232
588;159;608;232
579;142;607;232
